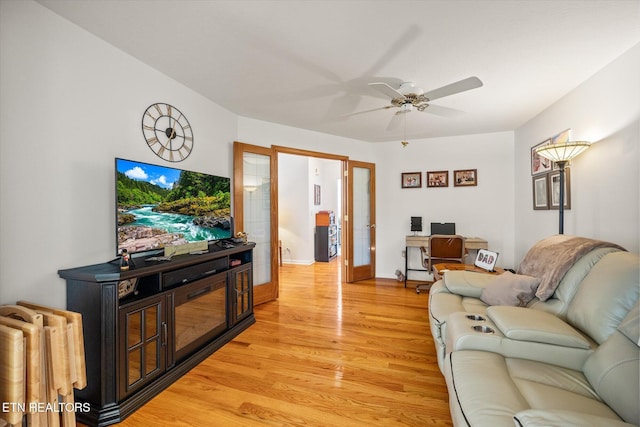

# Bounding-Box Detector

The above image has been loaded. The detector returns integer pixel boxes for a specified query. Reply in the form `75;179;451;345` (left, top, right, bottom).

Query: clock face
141;103;193;162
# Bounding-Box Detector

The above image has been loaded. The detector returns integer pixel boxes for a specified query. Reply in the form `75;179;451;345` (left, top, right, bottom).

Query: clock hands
142;103;194;162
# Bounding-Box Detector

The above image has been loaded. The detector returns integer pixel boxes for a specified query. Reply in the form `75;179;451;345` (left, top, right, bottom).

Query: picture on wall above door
314;184;321;205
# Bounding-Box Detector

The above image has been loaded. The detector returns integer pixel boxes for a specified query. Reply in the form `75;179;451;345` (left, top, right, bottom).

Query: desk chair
416;235;466;294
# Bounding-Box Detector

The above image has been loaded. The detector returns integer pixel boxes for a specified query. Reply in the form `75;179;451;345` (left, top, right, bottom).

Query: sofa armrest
487;306;591;349
445;311;593;370
514;409;636;427
442;270;497;297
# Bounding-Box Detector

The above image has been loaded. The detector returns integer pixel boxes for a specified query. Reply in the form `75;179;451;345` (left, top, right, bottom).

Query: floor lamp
535;141;590;234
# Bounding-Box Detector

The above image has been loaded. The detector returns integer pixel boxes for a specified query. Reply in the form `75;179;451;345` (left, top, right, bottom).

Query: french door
233;142;376;306
345;161;376;282
233;142;278;305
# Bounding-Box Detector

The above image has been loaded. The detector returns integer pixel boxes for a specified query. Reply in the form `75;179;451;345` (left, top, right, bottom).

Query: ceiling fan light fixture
396;103;413;115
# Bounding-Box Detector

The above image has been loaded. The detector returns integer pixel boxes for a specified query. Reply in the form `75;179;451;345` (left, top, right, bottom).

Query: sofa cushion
487;306;591;349
531;246;621;317
567;251;640;344
514;409;638;427
445;350;626;427
442;270;496;297
517;235;625;301
480;272;541;306
583;303;639;425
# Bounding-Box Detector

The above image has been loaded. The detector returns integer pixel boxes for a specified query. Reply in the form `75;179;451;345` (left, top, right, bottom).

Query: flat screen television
115;158;231;256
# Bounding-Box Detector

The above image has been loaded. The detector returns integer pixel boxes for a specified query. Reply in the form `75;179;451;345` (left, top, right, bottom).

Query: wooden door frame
233;142;279;305
345;160;376;282
234;142;373;306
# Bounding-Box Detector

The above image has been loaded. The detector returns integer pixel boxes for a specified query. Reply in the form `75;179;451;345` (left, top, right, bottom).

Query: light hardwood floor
109;259;452;426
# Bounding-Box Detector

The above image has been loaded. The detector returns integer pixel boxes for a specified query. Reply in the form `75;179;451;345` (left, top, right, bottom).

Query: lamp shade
535;141;591;162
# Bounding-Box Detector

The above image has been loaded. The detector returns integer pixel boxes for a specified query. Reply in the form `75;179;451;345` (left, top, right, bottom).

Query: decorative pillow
480;271;541;307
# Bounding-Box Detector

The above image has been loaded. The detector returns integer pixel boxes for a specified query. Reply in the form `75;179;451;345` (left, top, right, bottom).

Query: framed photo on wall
551;128;572;145
531;139;552;175
427;171;448;187
401;172;422;188
314;184;321;205
549;169;571;209
453;169;477;187
532;174;549;210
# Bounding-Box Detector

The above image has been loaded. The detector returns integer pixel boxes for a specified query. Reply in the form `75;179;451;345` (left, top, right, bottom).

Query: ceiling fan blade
323;93;364;121
423;77;483;102
368;82;406;100
342;105;395;118
386;113;403;131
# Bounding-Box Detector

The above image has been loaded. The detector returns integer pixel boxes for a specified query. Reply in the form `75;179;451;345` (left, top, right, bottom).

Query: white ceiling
37;0;640;143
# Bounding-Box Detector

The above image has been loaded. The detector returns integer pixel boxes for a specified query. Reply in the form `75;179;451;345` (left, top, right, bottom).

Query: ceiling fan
346;76;483;118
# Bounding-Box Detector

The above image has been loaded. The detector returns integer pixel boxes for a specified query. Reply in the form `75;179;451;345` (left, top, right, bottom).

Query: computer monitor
430;222;456;235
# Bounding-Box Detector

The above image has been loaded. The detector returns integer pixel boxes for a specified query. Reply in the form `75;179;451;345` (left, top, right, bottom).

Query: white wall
374;132;516;280
0;1;238;307
278;154;313;264
514;43;640;261
1;1;637;310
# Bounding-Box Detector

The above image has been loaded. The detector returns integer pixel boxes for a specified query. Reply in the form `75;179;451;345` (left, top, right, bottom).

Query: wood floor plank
88;259;451;426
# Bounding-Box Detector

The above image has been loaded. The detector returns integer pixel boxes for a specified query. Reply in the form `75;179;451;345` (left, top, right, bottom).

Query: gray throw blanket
517;235;626;301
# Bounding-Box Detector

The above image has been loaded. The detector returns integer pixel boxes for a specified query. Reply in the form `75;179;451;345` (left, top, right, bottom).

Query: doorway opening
277;152;343;275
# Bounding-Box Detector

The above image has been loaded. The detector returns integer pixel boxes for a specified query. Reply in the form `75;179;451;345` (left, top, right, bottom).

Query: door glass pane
144;305;158;338
128;347;141;385
144;341;158;375
353;167;371;267
243;152;271;286
127;311;142;348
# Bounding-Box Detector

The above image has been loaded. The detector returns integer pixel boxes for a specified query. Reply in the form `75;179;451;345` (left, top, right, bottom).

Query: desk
404;236;488;287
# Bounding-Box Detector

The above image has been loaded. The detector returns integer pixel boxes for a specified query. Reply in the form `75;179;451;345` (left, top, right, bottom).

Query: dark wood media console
58;241;255;426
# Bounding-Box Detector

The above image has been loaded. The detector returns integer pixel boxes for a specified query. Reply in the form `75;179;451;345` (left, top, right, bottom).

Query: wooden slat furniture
0;303;86;427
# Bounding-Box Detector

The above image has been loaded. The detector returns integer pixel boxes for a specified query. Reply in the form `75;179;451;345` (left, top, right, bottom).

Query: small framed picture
401;172;422;188
453;169;477;187
474;249;499;272
532;174;549;210
549;169;571;210
313;184;321;205
531;139;552;175
551;128;572;144
550;128;573;171
427;171;448;188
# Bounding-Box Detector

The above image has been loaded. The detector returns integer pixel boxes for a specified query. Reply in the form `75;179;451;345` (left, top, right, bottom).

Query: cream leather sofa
428;236;640;426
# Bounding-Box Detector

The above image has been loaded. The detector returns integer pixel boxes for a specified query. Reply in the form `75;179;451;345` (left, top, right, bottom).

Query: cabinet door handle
187;285;211;300
161;321;167;347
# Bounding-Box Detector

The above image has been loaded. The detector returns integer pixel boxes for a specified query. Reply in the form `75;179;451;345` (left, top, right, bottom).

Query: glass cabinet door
230;265;253;325
119;295;167;398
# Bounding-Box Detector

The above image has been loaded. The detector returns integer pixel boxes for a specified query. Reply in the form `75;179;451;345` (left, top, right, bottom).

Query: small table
432;263;505;281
